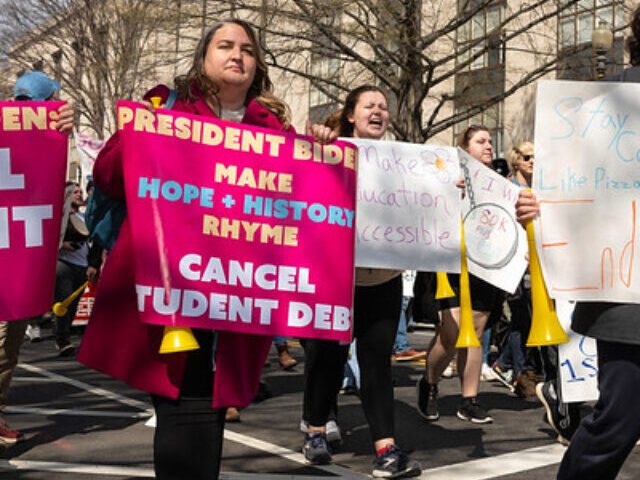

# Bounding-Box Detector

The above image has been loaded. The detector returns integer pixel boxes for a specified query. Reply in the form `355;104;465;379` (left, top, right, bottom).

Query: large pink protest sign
0;101;68;321
118;102;357;341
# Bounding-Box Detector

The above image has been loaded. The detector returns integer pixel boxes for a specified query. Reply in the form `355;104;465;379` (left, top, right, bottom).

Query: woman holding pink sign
78;19;334;480
301;85;421;479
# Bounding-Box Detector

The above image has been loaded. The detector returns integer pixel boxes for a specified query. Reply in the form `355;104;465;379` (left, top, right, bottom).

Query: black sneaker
457;397;493;424
56;340;75;357
302;432;332;465
416;376;439;421
536;380;579;445
372;444;421;478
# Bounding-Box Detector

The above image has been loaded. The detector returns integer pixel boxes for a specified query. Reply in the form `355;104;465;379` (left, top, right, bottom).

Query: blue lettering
138;177;160;198
307;204;327;223
552;97;583;140
243;195;263;215
328;206;345;226
273;199;288;219
594;167;606;190
616;130;637;162
582;97;606;138
183;184;199;204
201;188;214;208
161;181;181;201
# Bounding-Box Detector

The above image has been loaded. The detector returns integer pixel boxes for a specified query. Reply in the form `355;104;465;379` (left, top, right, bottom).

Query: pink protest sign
0;101;68;321
118;102;357;341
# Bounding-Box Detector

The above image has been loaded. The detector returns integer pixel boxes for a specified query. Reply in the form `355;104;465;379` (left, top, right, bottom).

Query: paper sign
557;300;599;403
74;132;105;187
348;138;461;272
118;102;357;341
73;282;96;326
459;148;528;293
535;80;640;302
0;101;68;321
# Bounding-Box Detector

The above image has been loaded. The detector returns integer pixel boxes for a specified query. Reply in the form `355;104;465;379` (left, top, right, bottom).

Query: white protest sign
458;148;528;293
557;300;599;403
74;132;105;189
348;138;461;271
534;80;640;302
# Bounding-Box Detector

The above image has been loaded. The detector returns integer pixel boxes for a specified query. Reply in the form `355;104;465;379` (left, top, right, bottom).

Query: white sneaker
442;360;456;378
25;325;42;342
300;419;341;443
481;363;499;382
300;419;309;433
325;420;341;444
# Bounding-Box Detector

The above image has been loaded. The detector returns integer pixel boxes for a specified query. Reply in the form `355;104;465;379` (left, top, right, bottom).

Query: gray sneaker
302;432;332;465
372;444;421;478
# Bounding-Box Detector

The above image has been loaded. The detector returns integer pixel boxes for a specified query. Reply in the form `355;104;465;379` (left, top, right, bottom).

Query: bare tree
0;0;181;136
193;0;627;143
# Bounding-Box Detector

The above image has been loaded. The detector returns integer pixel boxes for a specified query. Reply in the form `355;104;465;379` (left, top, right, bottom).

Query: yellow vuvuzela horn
435;272;455;299
525;219;569;346
52;281;89;317
455;221;481;348
147;96;200;354
159;326;200;354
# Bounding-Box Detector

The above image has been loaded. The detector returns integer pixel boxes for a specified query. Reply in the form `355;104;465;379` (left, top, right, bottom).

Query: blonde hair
174;19;291;129
508;141;534;171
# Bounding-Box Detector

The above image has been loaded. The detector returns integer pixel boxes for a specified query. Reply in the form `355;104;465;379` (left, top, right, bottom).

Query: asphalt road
1;325;639;479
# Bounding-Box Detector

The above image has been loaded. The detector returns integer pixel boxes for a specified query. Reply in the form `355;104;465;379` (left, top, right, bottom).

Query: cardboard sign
557;300;599;403
348;138;461;272
459;148;528;293
118;102;357;341
0;101;68;321
535;80;640;302
72;282;96;326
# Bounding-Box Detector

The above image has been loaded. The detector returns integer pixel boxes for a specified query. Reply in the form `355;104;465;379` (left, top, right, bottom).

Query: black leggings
302;275;402;442
152;395;226;480
152;329;226;480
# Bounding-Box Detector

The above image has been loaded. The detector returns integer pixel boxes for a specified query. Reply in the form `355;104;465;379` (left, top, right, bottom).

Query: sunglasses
521;154;534;162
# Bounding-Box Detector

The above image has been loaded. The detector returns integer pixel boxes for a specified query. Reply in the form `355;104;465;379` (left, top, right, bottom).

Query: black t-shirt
572;302;640;346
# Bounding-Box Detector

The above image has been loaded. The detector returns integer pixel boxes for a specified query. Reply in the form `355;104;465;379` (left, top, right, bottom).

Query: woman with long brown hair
301;85;421;479
78;18;333;480
417;125;502;424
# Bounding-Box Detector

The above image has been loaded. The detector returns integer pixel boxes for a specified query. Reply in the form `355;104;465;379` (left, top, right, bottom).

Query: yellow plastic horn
525;219;569;346
435;272;455;299
455;221;481;348
53;281;89;317
159;326;200;354
149;96;162;109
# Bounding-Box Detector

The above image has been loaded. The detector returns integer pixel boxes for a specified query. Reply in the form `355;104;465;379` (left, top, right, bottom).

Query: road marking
0;459;155;477
10;376;59;383
418;443;567;479
5;406;152;419
0;459;357;479
223;429;368;479
17;363;150;410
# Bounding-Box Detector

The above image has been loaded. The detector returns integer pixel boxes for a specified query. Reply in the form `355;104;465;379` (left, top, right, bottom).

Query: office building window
557;0;625;79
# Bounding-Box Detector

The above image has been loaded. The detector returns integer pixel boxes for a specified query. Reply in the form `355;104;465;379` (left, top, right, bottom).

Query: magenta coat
77;85;289;408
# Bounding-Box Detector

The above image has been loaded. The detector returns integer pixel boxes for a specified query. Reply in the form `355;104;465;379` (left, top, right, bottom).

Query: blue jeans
342;339;360;390
393;296;411;354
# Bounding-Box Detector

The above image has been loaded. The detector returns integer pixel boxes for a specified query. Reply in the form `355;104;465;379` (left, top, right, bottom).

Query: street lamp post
592;22;614;80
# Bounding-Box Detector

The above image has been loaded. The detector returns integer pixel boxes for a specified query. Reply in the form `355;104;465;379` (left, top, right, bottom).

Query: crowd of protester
4;6;640;480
